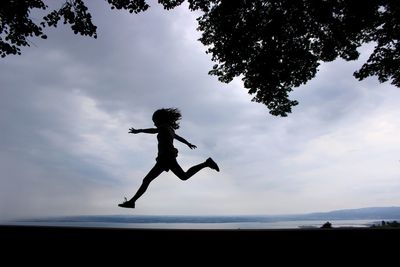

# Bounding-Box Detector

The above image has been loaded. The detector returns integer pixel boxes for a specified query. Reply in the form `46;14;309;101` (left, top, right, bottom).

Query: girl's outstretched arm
174;134;197;149
129;128;158;134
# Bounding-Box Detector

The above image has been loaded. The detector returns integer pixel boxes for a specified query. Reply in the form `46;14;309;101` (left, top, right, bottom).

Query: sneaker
118;197;135;209
206;157;220;172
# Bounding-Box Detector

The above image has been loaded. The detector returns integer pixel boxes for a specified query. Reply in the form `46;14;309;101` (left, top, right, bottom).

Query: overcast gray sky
1;1;400;221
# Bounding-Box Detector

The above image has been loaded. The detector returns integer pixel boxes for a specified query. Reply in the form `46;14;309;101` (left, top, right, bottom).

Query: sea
3;215;397;229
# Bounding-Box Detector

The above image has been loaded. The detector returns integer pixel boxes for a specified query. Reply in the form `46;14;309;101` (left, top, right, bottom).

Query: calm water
4;215;396;229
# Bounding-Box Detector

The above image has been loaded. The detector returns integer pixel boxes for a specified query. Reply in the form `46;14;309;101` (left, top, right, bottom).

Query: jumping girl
118;108;219;208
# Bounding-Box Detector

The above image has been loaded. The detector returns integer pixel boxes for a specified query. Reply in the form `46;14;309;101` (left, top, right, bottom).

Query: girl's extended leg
131;163;165;202
119;163;164;208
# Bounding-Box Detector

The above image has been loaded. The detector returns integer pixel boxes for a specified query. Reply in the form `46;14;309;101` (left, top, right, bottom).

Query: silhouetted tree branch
1;0;399;116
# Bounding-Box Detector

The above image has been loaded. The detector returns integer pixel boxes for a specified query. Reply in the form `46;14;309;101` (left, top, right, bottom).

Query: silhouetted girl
118;108;219;208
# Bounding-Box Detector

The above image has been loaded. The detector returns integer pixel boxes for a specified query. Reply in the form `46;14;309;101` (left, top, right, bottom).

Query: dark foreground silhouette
1;226;399;263
119;108;219;209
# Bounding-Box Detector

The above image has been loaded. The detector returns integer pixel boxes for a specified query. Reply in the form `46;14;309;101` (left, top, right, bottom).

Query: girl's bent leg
170;160;208;181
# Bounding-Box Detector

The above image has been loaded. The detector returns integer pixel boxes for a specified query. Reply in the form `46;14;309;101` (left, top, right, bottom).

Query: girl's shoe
118;197;135;208
206;157;220;172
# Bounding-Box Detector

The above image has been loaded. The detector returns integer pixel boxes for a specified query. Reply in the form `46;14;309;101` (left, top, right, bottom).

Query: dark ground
1;226;398;263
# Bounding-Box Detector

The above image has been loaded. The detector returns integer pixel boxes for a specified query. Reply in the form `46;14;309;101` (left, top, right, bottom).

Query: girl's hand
188;143;197;149
129;128;140;134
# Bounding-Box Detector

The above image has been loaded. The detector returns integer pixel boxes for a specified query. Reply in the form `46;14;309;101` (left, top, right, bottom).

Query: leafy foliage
1;0;399;116
370;220;400;228
196;0;399;116
106;0;149;13
0;0;47;57
0;0;97;57
41;0;97;37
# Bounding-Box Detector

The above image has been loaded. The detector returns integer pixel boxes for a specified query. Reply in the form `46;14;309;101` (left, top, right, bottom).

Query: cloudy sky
1;1;399;221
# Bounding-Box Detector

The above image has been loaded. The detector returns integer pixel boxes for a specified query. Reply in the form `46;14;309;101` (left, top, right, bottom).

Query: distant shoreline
5;214;399;230
2;224;399;239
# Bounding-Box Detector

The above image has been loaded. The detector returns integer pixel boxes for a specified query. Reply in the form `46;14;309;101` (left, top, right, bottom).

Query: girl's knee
177;173;189;181
142;177;152;185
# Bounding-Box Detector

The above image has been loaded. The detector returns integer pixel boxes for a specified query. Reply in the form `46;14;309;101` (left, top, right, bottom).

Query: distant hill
282;206;400;221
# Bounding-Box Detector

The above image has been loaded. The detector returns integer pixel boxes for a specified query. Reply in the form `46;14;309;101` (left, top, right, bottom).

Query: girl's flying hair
152;108;182;129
